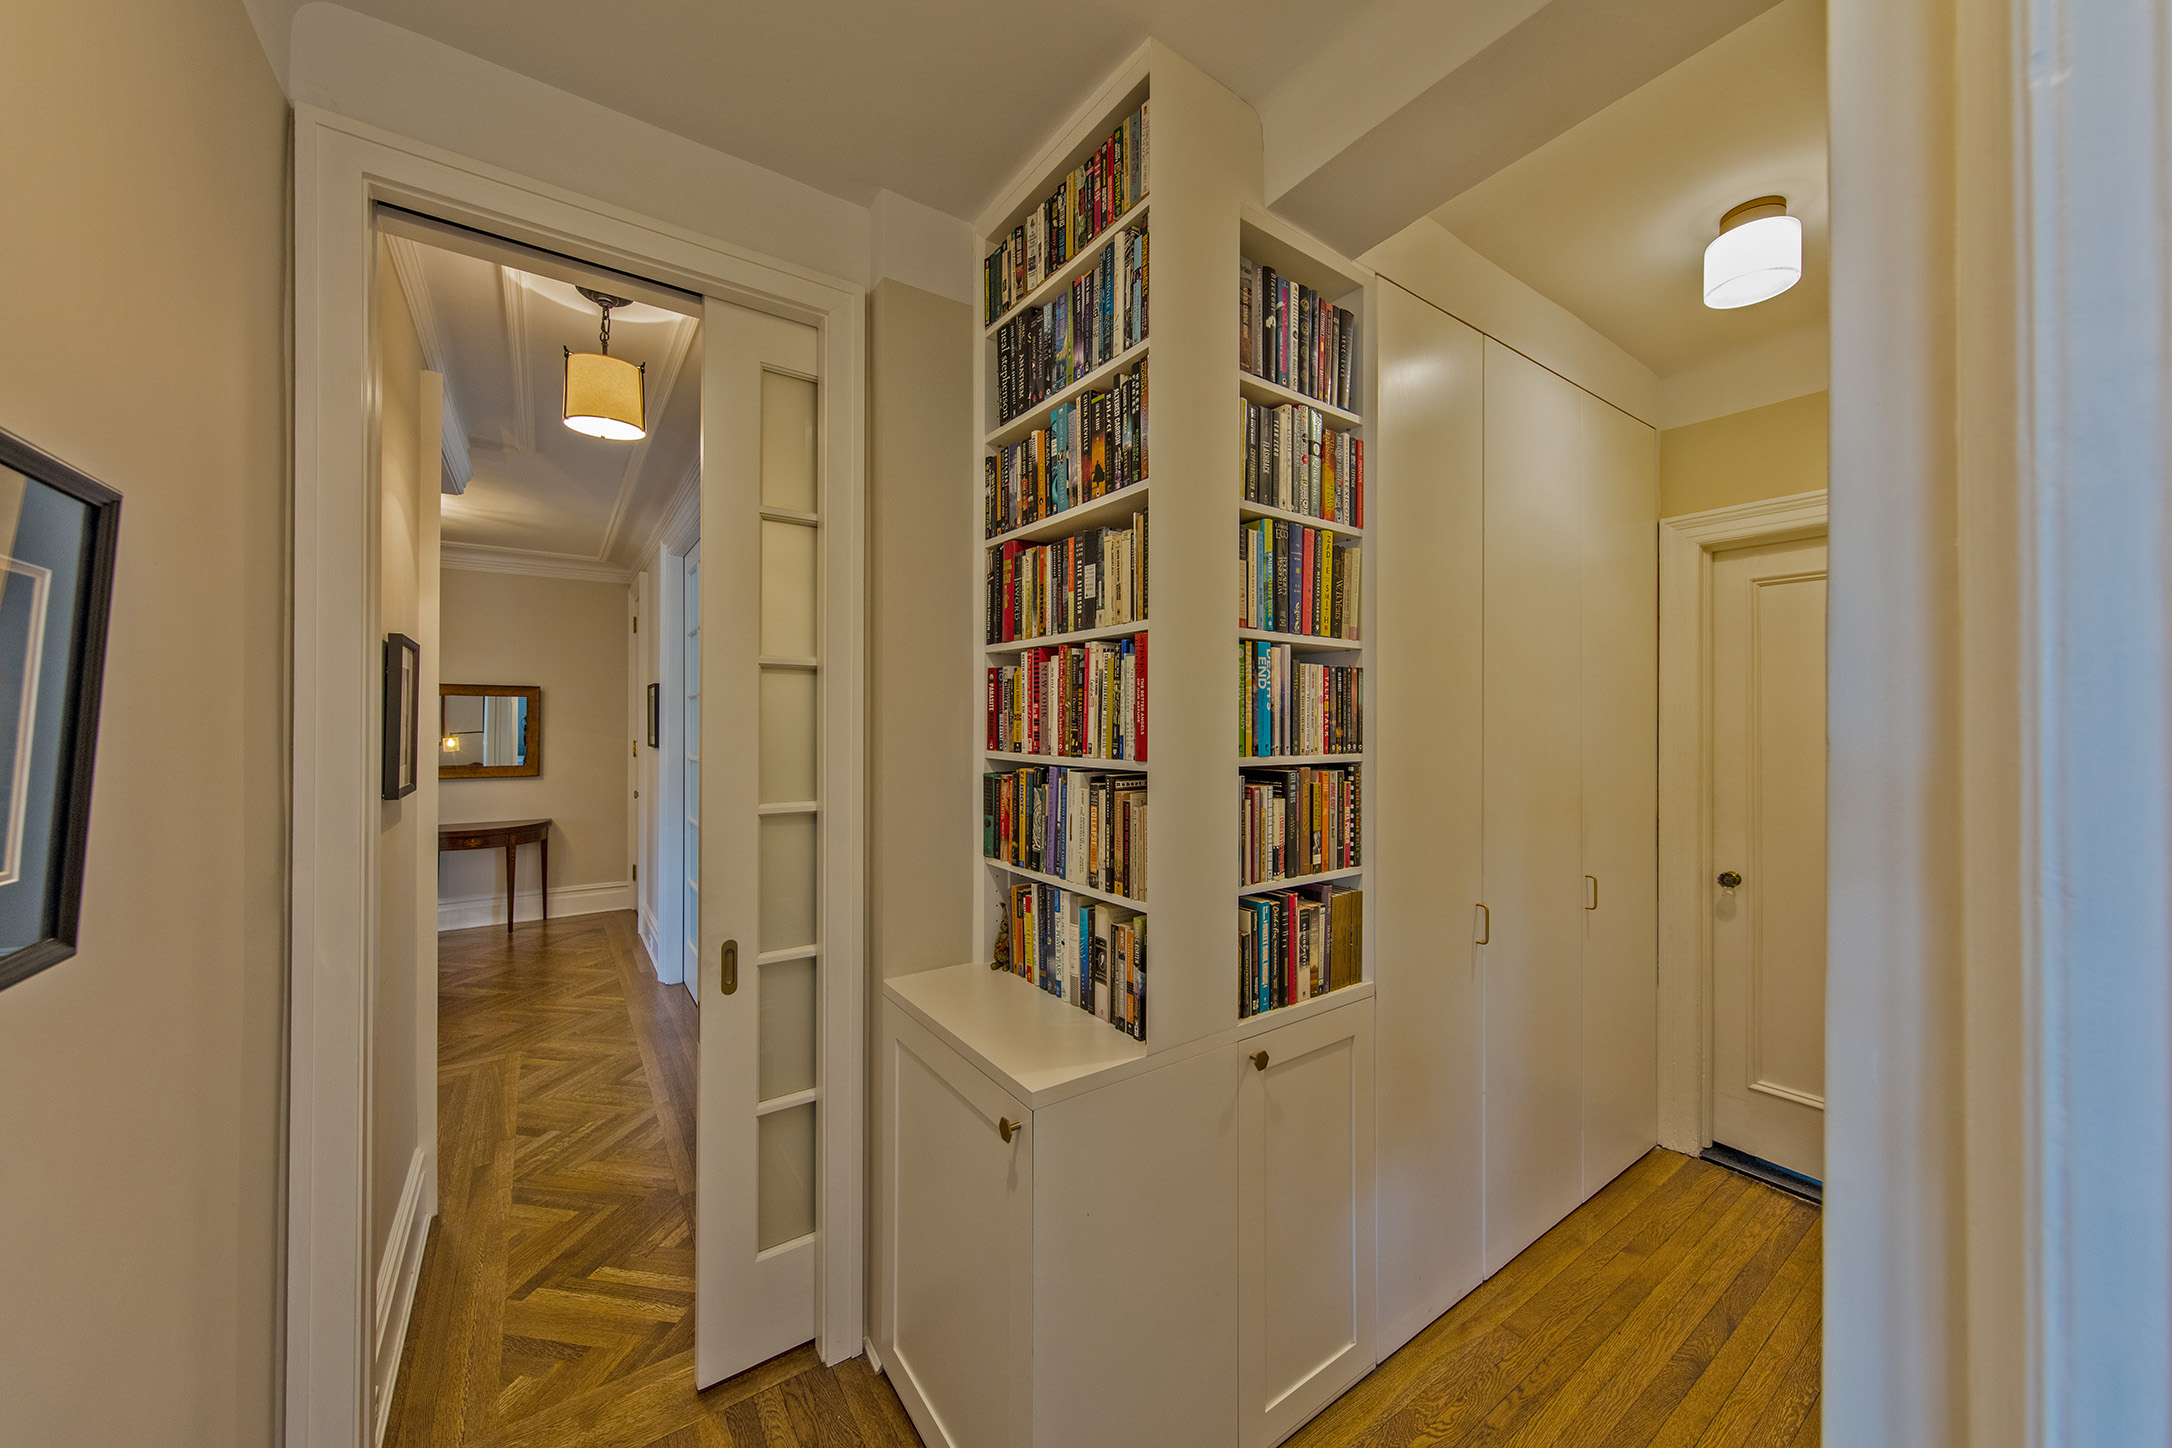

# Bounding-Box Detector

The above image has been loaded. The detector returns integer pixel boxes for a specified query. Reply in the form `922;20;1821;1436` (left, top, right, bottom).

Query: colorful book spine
1237;256;1357;411
1238;764;1361;886
992;225;1149;423
983;765;1149;902
985;104;1151;326
985;362;1148;536
1237;642;1362;757
1237;886;1361;1018
1237;520;1362;639
1238;397;1364;527
986;636;1146;762
984;512;1146;643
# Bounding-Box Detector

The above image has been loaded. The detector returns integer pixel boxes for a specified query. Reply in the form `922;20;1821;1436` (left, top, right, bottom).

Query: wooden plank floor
383;910;922;1448
387;911;1815;1448
1288;1149;1821;1448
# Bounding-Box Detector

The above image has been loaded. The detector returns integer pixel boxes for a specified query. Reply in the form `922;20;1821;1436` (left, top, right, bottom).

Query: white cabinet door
1370;284;1486;1355
1578;376;1660;1196
884;1008;1034;1448
1237;1000;1375;1448
1479;340;1589;1274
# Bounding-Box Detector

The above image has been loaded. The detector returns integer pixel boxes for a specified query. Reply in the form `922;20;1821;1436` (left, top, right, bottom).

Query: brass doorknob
1251;1051;1270;1071
999;1117;1022;1143
1717;871;1743;889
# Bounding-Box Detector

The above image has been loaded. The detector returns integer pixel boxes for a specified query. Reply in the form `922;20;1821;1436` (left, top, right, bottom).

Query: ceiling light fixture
1703;196;1802;309
563;287;647;440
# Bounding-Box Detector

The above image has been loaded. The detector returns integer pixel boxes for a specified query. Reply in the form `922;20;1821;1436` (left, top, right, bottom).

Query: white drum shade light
563;287;647;440
1703;196;1802;309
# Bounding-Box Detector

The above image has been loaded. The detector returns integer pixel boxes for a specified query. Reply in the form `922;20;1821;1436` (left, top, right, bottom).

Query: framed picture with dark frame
382;633;421;801
0;426;122;994
647;682;660;748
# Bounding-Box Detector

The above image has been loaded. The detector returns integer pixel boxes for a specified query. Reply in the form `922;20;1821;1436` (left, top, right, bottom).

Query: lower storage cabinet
878;968;1375;1448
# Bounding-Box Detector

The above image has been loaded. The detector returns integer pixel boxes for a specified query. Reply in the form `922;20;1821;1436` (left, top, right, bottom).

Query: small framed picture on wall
383;633;420;800
0;425;122;994
646;682;661;748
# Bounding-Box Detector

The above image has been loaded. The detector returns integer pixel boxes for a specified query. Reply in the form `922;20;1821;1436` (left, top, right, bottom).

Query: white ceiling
386;235;701;566
264;0;1401;218
1428;0;1827;381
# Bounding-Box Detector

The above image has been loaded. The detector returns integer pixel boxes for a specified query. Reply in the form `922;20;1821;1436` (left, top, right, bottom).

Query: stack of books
986;512;1145;642
1238;886;1360;1017
1240;764;1361;885
985;364;1148;534
985;765;1148;899
1239;518;1361;638
997;883;1146;1040
987;640;1146;762
1240;398;1363;525
1240;642;1361;757
1239;257;1356;410
985;104;1150;323
992;225;1147;422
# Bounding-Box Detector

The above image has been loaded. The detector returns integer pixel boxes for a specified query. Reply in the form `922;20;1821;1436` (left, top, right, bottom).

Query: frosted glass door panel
759;813;818;952
759;956;818;1100
761;371;818;513
758;1103;818;1250
759;669;817;803
761;520;818;658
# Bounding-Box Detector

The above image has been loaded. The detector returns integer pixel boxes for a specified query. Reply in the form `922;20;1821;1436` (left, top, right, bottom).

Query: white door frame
289;105;867;1447
650;494;701;988
1655;489;1828;1154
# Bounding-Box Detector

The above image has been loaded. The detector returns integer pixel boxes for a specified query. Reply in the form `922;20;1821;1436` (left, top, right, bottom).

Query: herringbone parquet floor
383;911;922;1448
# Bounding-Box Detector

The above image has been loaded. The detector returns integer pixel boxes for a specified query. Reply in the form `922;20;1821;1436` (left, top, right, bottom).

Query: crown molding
440;542;633;583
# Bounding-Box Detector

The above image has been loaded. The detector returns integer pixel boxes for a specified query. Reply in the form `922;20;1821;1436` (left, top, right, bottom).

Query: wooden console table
439;817;550;933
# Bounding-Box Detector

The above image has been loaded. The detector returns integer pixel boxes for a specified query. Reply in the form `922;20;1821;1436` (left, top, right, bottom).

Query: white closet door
1370;283;1486;1353
1480;340;1589;1275
1578;387;1660;1195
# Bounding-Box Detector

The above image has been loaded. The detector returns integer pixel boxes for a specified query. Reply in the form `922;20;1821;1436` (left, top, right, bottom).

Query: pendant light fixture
563;287;647;440
1702;196;1802;309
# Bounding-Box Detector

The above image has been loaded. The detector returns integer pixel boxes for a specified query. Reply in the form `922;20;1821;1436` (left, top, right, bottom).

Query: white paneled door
696;297;825;1385
1709;536;1828;1181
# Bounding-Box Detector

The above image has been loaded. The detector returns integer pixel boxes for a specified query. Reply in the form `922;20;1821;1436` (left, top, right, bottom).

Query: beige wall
373;245;441;1298
438;570;630;906
867;279;977;982
1658;390;1830;517
0;1;288;1443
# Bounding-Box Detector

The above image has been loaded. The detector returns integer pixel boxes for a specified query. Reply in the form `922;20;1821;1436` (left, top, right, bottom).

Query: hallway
384;912;920;1447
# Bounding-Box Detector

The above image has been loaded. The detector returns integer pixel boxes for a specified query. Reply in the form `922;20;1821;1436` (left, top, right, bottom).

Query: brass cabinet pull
1586;875;1599;911
999;1116;1022;1143
720;940;739;995
1252;1051;1270;1071
1475;903;1490;945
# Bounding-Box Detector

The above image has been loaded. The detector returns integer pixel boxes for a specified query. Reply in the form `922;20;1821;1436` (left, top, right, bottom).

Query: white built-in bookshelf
880;45;1385;1448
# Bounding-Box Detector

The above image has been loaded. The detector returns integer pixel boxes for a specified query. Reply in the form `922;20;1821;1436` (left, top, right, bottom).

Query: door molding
290;105;867;1447
1656;489;1827;1153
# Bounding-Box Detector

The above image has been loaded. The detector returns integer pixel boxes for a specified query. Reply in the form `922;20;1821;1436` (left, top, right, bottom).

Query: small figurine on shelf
991;918;1012;974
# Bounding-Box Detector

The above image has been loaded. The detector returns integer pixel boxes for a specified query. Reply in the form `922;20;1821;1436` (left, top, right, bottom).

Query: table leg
505;841;516;933
540;835;550;923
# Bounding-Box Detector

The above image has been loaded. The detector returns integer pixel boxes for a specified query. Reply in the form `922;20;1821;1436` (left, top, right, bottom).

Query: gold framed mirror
438;684;543;779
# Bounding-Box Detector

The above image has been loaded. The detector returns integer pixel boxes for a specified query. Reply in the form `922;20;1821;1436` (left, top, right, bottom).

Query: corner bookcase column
1130;51;1255;1050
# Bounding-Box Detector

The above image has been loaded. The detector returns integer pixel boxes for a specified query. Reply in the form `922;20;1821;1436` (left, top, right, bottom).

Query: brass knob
1251;1051;1270;1071
1718;871;1743;889
999;1117;1022;1143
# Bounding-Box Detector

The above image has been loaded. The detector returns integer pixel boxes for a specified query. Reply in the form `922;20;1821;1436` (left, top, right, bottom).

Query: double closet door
1478;340;1658;1274
1371;288;1657;1355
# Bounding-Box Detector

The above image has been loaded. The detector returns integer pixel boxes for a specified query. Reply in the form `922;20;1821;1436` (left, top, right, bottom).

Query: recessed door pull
720;939;738;995
1475;903;1490;945
1586;875;1599;910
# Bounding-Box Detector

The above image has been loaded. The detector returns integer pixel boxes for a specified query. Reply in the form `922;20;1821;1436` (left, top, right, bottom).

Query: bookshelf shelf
1239;627;1361;648
985;339;1150;448
985;858;1147;912
987;480;1149;548
1240;865;1365;895
1238;371;1363;428
985;620;1146;654
988;750;1148;772
983;196;1152;338
1238;497;1364;538
1239;753;1363;766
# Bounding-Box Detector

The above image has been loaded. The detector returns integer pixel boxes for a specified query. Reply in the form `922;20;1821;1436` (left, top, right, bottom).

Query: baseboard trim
1701;1143;1823;1205
373;1146;433;1445
436;879;631;932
